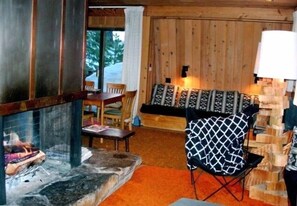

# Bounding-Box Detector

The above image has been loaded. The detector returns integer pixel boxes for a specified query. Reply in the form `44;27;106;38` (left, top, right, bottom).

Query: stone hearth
5;149;142;206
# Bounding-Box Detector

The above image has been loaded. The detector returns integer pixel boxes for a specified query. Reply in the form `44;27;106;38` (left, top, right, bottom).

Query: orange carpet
100;165;272;206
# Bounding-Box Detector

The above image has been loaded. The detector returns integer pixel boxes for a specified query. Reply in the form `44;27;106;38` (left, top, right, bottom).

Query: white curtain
122;7;144;117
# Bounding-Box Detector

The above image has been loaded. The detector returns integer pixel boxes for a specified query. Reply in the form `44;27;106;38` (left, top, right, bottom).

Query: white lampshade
257;30;297;80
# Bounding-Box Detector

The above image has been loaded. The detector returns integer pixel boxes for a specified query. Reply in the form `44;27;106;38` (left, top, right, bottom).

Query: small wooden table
81;127;135;152
83;92;124;124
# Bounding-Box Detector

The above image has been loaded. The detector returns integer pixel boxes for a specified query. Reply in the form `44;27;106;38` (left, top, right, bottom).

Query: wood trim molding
0;91;87;116
145;6;294;23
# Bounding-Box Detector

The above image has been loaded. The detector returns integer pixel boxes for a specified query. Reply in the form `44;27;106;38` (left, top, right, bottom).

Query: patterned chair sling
185;108;263;201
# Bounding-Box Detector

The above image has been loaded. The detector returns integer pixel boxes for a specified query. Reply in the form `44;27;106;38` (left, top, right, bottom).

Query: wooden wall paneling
146;11;293;106
225;21;236;91
245;22;262;94
153;19;161;84
88;16;125;28
241;22;255;93
191;20;202;89
146;17;155;102
200;20;210;89
153;18;292;93
208;20;218;89
138;16;151;108
159;20;170;84
215;21;227;90
168;19;178;85
182;20;193;88
106;16;124;28
146;6;294;22
176;19;185;87
232;22;244;92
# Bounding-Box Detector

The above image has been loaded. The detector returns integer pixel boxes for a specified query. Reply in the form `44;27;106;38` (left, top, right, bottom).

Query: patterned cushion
177;88;189;108
209;90;239;114
177;88;211;111
150;84;179;106
185;112;249;175
237;93;253;112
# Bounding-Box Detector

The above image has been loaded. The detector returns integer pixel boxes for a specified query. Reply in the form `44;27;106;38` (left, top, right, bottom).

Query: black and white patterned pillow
237;93;252;112
150;84;179;106
177;88;189;108
177;89;211;111
186;89;199;108
196;90;212;111
209;90;239;114
185;112;249;175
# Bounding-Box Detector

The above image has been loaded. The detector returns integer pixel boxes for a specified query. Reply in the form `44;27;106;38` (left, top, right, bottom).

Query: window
85;29;125;91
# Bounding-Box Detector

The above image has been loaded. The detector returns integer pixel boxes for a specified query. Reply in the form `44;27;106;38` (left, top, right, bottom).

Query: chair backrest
106;83;126;94
185;109;249;175
121;90;137;121
85;81;95;91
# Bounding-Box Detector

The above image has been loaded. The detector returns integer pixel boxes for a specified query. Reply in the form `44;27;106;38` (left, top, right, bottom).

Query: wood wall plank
87;6;294;113
138;16;151;111
168;19;177;84
153;20;160;84
147;17;292;98
176;20;184;86
190;20;202;89
88;16;125;28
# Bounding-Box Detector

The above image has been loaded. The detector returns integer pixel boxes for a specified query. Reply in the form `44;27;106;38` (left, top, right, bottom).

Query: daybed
140;84;256;131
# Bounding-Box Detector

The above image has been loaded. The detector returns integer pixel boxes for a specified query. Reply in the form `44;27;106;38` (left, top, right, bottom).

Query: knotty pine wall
149;19;291;91
139;6;294;106
87;6;294;113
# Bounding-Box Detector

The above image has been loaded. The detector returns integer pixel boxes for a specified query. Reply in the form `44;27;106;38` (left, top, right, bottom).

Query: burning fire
4;132;46;176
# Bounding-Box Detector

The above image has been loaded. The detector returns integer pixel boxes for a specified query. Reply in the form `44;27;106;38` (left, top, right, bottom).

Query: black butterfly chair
185;107;263;201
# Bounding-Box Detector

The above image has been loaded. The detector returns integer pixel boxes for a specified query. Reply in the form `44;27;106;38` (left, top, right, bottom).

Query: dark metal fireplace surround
0;0;87;204
0;99;84;204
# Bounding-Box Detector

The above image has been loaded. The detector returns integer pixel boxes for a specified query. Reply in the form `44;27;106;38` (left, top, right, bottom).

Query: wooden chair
82;81;96;125
105;83;126;110
103;90;137;130
106;83;126;94
85;80;95;91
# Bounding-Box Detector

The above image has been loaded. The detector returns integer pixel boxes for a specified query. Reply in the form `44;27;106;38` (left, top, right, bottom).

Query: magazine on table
82;124;109;133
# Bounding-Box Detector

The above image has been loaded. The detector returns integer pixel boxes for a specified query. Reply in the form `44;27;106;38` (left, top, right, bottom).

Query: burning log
4;145;40;165
5;151;46;176
4;132;46;176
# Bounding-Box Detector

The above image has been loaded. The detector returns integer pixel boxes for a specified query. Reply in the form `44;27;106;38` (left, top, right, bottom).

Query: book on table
82;124;109;133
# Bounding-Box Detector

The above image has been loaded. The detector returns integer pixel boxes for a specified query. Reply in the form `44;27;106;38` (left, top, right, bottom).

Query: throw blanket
185;112;249;175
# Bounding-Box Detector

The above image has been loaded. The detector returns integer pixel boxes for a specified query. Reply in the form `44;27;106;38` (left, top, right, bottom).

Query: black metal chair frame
189;150;263;201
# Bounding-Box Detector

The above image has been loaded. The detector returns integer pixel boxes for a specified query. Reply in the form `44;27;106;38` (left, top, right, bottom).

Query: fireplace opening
0;100;83;204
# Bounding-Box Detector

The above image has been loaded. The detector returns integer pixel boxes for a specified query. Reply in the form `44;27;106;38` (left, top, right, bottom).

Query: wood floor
82;126;188;170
